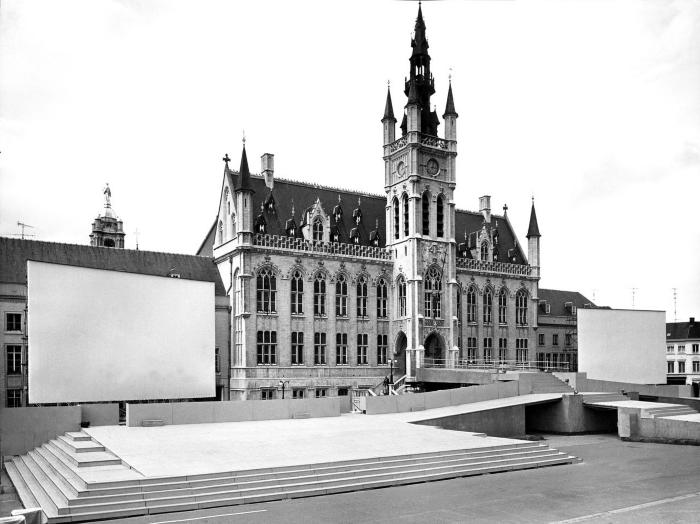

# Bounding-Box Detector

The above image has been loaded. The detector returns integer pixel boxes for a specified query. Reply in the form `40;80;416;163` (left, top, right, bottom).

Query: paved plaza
100;434;700;524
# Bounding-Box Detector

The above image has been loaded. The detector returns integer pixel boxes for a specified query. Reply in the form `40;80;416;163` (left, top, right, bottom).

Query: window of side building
357;334;368;365
292;388;305;399
314;333;327;365
291;332;304;365
678;361;686;373
336;333;348;365
5;313;22;332
693;361;699;373
256;331;277;365
6;345;22;375
668;361;675;373
377;335;388;365
6;389;21;408
315;388;327;398
538;333;545;346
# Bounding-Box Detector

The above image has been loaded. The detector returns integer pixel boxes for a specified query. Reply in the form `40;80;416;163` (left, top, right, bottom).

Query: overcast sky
1;0;698;321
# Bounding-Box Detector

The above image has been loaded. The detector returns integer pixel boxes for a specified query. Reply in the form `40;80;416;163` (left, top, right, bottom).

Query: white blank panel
28;261;215;403
578;309;666;385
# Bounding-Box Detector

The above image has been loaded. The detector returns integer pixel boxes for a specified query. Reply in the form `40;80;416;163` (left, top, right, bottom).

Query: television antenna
672;288;678;322
16;221;35;239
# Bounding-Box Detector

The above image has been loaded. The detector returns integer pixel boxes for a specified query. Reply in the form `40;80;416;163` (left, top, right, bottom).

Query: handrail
422;358;573;373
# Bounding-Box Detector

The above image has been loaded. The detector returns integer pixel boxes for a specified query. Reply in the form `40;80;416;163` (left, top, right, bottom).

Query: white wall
28;261;215;403
578;309;666;384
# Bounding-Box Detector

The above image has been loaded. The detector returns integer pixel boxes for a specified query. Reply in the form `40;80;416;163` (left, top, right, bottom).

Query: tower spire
443;81;458;118
527;199;541;238
383;85;396;122
234;142;254;193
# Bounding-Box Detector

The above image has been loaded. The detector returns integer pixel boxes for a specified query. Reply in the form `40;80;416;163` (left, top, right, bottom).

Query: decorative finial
503;203;508;214
242;130;246;147
387;79;390;88
222;153;230;167
449;67;453;83
531;194;535;204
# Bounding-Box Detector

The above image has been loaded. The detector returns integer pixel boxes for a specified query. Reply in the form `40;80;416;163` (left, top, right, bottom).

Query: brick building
198;5;543;400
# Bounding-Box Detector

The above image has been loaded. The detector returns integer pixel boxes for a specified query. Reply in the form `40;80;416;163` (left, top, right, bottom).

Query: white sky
1;0;699;321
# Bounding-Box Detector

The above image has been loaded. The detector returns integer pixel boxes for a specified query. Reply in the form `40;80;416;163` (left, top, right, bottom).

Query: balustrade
253;234;391;260
456;257;532;277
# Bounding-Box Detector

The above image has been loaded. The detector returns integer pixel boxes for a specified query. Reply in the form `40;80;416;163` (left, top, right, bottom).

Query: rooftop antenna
632;287;637;308
16;221;35;240
672;288;678;322
592;289;596;303
134;228;140;250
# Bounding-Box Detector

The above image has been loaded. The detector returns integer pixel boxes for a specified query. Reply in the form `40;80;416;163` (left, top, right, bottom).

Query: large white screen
28;261;215;403
578;309;666;384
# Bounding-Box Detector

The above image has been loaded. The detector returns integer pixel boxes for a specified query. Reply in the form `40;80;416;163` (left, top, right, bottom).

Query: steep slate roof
527;203;541;238
666;319;700;340
538;289;596;316
0;237;226;296
200;173;529;265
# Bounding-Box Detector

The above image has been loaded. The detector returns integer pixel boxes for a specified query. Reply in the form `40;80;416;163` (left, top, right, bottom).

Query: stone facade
206;5;542;400
666;317;700;390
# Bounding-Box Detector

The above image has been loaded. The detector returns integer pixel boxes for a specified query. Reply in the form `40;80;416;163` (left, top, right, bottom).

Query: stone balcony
253;234;392;261
456;257;533;277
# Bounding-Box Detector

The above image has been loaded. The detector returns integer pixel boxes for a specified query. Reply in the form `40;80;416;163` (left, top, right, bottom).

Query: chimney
479;195;491;223
691;317;696;325
261;153;274;190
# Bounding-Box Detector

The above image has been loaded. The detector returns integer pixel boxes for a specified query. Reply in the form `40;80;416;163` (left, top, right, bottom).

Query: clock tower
383;3;459;379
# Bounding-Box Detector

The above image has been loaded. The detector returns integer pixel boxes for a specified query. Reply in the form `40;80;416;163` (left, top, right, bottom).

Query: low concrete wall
80;403;119;426
416;368;495;385
414;404;526;438
126;397;340;427
364;381;519;415
619;411;700;444
553;372;691;397
641;396;700;411
526;395;617;434
0;406;81;457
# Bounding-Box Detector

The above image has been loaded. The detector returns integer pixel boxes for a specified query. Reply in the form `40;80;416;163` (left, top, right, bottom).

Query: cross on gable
222;154;231;166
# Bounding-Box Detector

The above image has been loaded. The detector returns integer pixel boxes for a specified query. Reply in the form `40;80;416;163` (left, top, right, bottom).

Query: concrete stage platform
84;410;531;478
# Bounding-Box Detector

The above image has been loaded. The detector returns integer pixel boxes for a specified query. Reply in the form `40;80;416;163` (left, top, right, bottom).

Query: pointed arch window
393;197;400;240
402;193;409;237
398;276;407;317
314;273;326;316
498;288;508;324
291;270;303;315
483;288;493;324
312;218;323;242
376;279;388;318
256;267;276;313
516;289;528;326
424;267;442;318
335;274;348;317
466;286;477;323
356;276;368;318
436;195;444;238
481;241;489;262
422;192;430;236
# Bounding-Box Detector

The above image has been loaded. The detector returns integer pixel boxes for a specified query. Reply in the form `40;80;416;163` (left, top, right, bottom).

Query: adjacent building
666;317;700;393
536;289;598;372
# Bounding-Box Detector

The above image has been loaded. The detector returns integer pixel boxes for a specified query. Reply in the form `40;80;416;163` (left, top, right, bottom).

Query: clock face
396;161;406;177
427;158;439;176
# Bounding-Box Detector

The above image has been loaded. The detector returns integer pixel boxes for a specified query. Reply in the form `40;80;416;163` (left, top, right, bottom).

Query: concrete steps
4;431;579;523
525;373;576;394
642;405;698;418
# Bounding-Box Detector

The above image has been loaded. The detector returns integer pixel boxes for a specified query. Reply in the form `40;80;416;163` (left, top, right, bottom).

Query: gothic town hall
198;5;542;401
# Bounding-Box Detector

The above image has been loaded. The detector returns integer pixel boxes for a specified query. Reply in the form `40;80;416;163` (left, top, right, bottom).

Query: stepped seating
524;373;576;394
5;431;579;523
581;393;629;404
642;405;698;419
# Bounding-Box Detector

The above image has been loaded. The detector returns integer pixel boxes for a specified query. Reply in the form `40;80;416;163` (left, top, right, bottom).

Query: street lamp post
278;380;290;399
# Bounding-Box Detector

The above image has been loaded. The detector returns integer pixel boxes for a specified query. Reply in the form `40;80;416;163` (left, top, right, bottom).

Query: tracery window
402;193;409;237
466;286;477;323
481;241;489;262
312;218;323;242
291;270;303;315
393;197;400;240
256;267;276;313
483;287;493;324
422;191;430;236
313;272;326;316
498;288;508;324
436;195;444;238
516;289;528;326
336;274;348;317
398;276;407;317
424;267;442;318
376;279;388;318
356;275;368;318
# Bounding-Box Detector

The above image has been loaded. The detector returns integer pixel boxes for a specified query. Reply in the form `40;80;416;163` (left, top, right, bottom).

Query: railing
422;358;573;373
419;133;449;150
253;234;391;260
388;136;408;153
233;366;390;379
456;257;532;277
